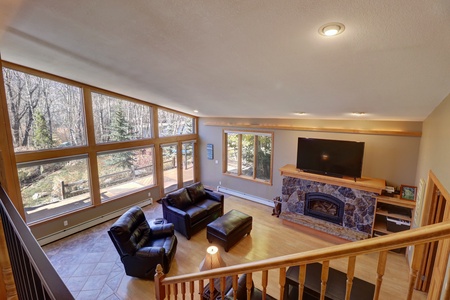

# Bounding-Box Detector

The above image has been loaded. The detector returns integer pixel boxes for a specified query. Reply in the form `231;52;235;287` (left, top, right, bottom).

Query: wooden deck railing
155;221;450;299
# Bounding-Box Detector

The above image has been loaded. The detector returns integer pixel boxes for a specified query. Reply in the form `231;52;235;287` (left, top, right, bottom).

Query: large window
17;156;91;223
3;68;86;152
158;109;194;137
182;141;195;187
1;63;198;225
97;147;155;202
225;131;273;183
92;92;152;143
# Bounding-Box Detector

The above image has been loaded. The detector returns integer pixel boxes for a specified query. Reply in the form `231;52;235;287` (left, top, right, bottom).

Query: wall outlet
148;192;151;197
149;197;153;204
219;181;221;186
63;220;68;226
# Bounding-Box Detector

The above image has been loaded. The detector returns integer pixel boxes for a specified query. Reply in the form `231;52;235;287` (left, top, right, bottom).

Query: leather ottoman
206;209;252;252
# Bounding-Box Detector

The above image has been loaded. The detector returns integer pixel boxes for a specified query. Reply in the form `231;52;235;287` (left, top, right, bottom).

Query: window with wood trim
92;92;152;143
158;108;195;137
224;130;273;184
17;156;91;223
1;63;198;225
3;67;86;152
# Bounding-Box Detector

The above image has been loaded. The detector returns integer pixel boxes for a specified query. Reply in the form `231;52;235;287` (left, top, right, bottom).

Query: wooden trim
0;58;23;217
280;164;386;194
205;122;422;137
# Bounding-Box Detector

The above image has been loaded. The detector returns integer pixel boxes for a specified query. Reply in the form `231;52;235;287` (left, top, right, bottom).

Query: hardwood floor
43;194;428;299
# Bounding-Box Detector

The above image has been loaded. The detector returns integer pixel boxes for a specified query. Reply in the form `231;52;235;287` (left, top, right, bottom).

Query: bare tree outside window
92;92;152;143
158;109;194;137
3;68;86;152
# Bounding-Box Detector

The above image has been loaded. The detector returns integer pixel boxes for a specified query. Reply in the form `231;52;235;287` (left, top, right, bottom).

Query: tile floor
42;204;162;300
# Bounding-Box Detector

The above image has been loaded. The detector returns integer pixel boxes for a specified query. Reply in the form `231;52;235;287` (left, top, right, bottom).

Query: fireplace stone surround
279;165;385;241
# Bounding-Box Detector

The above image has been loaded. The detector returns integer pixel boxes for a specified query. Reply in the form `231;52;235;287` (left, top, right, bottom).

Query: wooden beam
205;122;422;137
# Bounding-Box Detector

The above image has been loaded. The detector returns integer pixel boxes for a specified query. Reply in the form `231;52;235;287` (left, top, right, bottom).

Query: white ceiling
1;0;450;121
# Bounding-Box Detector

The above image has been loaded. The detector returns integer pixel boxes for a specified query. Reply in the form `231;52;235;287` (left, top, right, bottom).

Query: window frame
223;129;273;185
1;61;199;226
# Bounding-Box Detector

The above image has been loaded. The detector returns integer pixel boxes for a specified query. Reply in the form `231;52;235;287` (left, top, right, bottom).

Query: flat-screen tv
296;137;365;179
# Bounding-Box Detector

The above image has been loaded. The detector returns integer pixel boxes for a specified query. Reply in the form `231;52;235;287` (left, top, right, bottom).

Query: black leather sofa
161;182;224;239
108;206;177;279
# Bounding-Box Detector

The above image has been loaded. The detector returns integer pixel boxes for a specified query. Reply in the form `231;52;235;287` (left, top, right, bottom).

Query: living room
1;1;450;299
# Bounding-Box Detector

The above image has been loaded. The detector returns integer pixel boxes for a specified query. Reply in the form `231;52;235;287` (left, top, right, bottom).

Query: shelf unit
373;195;416;236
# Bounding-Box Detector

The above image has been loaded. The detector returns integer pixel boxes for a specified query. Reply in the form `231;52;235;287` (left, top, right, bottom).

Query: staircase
155;221;450;300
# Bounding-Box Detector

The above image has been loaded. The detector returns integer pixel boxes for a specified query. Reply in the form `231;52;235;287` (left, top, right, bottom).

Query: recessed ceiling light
351;112;366;116
294;112;307;116
319;22;345;36
193;110;199;113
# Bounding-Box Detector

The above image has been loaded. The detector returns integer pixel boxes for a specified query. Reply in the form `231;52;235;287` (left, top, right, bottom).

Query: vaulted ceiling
1;1;450;120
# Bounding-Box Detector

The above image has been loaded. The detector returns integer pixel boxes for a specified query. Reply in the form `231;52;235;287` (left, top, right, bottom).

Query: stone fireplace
279;165;385;241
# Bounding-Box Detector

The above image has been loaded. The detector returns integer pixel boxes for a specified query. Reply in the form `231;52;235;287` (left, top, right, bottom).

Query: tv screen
296;137;365;179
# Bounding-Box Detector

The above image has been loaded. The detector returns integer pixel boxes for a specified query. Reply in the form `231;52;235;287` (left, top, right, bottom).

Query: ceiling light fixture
319;22;345;36
193;110;199;113
294;112;306;116
351;112;366;116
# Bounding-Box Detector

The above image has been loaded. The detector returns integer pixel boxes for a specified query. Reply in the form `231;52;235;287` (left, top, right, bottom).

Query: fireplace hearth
304;193;344;225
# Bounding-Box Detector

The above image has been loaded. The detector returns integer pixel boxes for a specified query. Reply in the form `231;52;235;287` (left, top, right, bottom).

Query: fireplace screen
305;193;344;225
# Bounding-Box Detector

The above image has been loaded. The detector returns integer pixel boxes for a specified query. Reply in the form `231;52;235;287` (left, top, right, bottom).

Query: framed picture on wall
400;185;417;201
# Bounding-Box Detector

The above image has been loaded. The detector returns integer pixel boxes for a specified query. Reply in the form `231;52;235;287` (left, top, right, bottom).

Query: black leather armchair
161;182;224;240
108;206;177;279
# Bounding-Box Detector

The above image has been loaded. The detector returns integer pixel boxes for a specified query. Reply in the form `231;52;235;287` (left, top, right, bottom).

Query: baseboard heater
37;199;152;246
216;186;274;207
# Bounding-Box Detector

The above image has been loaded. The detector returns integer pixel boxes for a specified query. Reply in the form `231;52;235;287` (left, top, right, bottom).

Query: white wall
416;93;450;194
199;118;422;201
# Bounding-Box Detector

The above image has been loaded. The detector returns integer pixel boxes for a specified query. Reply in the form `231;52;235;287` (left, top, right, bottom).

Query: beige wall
199;118;422;202
416;93;450;193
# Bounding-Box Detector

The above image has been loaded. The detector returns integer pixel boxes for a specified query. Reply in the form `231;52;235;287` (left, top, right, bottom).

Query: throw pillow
166;188;192;210
186;182;207;203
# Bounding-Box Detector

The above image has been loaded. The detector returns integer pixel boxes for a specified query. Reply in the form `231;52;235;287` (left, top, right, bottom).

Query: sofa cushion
184;205;209;223
186;182;207;203
166;188;192;210
195;199;222;214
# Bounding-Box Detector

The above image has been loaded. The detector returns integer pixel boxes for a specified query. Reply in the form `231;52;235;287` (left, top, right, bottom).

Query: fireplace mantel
279;164;385;194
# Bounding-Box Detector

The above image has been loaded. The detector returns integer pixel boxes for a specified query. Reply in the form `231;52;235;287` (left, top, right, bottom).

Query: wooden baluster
232;275;238;299
189;281;194;299
374;251;388;300
209;278;215;299
407;244;425;300
279;267;286;300
345;256;356;300
154;264;166;300
180;282;185;300
261;270;268;299
199;279;204;299
165;284;171;299
173;283;178;298
246;273;253;300
220;276;226;299
320;261;330;300
298;264;307;300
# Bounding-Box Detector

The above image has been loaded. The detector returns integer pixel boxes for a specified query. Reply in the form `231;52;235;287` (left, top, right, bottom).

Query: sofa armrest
205;189;224;203
150;223;175;238
135;246;165;258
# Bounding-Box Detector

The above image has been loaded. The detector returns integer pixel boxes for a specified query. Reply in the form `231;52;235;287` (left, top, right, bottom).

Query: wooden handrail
156;221;450;299
161;221;450;284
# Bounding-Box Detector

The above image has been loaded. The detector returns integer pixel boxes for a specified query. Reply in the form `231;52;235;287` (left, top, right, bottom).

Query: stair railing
155;221;450;300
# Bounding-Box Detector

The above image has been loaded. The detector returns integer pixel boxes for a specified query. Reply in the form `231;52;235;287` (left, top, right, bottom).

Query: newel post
154;264;166;300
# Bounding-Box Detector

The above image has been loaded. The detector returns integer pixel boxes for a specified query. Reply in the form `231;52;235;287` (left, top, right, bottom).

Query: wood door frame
419;171;450;299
